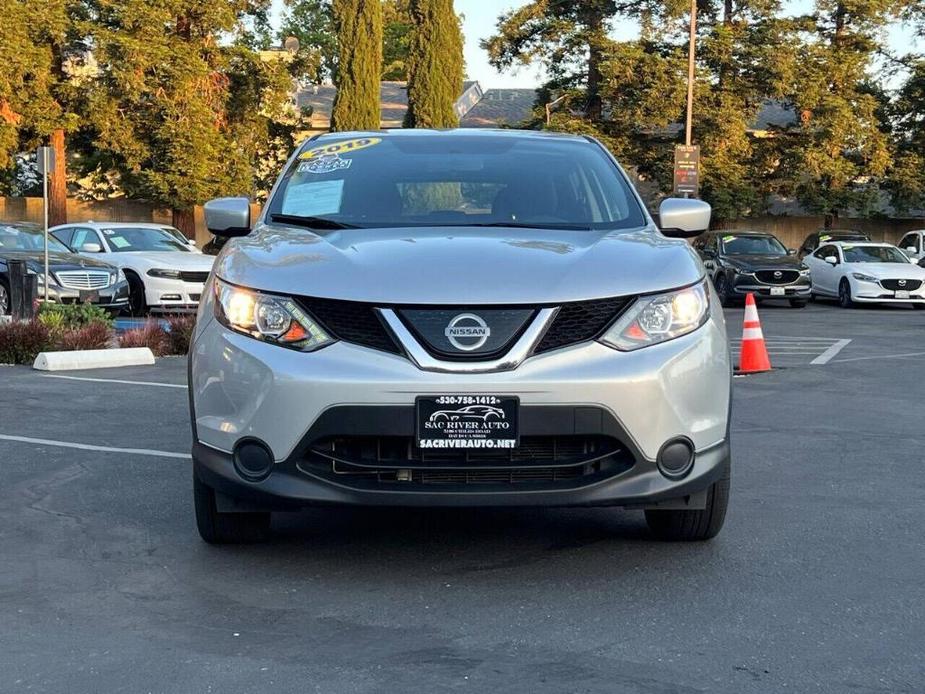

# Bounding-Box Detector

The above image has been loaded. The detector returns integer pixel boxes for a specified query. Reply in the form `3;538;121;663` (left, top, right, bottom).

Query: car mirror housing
906;246;916;253
824;255;838;265
204;197;252;238
787;248;797;255
658;198;712;238
80;242;102;253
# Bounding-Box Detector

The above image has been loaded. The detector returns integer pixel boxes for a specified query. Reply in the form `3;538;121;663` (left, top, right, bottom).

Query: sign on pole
673;144;700;196
36;146;55;303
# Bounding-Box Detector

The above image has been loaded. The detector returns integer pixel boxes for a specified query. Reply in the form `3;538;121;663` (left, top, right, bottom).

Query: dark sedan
694;231;812;308
0;222;130;314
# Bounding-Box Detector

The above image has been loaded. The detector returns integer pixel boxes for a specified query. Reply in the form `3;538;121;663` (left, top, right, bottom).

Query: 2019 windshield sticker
299;137;381;161
297;155;352;175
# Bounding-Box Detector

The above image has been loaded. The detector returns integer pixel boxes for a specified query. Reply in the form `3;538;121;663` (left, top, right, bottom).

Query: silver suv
190;130;731;544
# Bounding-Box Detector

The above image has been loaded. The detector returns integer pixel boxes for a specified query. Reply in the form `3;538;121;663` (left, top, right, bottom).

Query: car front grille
881;279;922;291
179;271;209;283
54;270;111;290
300;435;635;488
294;295;633;358
754;270;801;285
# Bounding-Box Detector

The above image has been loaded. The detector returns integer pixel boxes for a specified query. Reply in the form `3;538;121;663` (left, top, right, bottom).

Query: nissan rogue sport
189;130;732;544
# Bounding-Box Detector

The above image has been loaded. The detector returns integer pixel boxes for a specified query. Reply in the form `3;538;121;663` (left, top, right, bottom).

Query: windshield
842;245;909;263
721;234;787;255
0;224;71;253
266;135;646;230
102;227;191;252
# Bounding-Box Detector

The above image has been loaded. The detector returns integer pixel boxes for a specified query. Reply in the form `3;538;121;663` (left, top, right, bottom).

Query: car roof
815;230;868;236
829;241;892;247
304;128;590;147
56;222;176;229
0;221;42;231
707;230;773;237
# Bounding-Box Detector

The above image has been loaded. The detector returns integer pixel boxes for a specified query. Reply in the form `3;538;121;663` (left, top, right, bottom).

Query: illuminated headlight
851;272;878;283
147;268;181;279
600;280;710;351
214;277;334;351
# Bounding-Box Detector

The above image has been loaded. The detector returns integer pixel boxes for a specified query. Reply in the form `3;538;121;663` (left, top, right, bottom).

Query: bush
165;314;196;355
38;302;114;330
55;322;112;351
119;322;171;356
0;320;51;364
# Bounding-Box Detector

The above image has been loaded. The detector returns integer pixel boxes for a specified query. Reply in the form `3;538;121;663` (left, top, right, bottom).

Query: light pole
685;0;697;147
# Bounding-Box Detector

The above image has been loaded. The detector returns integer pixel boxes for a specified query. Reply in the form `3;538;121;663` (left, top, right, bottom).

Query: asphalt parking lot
1;302;923;693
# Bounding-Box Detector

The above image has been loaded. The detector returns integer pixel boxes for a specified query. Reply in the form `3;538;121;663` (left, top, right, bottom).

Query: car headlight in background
214;278;333;352
111;268;126;285
147;268;182;279
851;272;878;283
799;265;810;275
600;280;710;352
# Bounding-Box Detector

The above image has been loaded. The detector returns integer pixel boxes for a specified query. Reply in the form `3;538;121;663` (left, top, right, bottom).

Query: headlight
600;280;710;352
214;278;334;352
147;268;181;279
28;271;47;285
799;265;810;275
851;272;878;283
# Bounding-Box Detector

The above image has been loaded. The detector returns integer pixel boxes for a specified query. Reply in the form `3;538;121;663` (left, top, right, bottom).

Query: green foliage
331;0;383;130
382;0;413;80
279;0;337;83
404;0;463;128
38;301;114;330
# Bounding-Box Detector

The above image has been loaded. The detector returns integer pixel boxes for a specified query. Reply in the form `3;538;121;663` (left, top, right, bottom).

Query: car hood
724;254;802;271
846;262;925;279
1;250;115;272
109;251;216;271
214;223;704;303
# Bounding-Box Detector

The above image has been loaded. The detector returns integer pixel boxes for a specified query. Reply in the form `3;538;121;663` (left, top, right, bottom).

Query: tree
382;0;412;80
331;0;382;130
404;0;463;128
279;0;337;83
83;0;293;235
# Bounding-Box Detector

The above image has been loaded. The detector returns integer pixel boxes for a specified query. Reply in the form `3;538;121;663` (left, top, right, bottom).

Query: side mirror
204;197;251;237
824;255;838;265
787;248;797;255
187;238;197;246
906;246;917;254
658;198;712;238
911;257;920;265
80;242;102;253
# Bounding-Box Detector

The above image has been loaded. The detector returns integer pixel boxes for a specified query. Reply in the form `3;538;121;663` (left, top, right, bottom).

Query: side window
53;227;74;248
71;228;102;251
814;245;834;260
899;234;913;251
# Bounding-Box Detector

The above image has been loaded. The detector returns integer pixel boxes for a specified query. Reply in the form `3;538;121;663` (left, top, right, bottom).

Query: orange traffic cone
738;293;771;373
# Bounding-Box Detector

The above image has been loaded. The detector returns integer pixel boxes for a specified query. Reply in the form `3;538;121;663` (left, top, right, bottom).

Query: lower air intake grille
535;297;632;353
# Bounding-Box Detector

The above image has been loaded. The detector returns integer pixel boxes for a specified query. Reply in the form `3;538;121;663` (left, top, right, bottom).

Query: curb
32;348;156;371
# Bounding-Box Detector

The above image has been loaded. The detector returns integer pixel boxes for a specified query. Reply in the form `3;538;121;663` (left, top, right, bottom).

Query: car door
811;245;838;295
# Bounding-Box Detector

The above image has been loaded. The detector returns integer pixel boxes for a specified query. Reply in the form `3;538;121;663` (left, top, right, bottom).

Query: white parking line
41;374;187;389
831;350;925;364
0;434;190;459
810;339;852;365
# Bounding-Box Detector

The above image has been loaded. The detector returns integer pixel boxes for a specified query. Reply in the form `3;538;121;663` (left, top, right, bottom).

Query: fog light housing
657;438;695;479
233;439;274;481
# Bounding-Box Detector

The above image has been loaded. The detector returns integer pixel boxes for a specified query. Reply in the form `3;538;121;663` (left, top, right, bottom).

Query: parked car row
0;221;216;316
694;229;925;309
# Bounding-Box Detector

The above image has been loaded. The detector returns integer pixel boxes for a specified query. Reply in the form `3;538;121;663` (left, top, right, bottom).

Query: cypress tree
331;0;382;131
404;0;463;128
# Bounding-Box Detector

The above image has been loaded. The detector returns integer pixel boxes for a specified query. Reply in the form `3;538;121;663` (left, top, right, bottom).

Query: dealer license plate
78;290;100;303
770;287;786;296
416;395;519;450
896;290;910;299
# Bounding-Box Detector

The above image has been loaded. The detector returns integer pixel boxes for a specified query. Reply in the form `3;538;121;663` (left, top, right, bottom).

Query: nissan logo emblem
444;313;490;351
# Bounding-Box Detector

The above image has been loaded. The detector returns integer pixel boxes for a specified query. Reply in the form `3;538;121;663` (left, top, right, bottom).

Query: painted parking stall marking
730;336;851;365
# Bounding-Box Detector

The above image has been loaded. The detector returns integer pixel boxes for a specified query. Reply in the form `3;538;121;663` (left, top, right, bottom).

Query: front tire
125;271;147;317
194;473;271;544
645;464;730;541
838;279;854;308
0;278;10;315
714;273;733;308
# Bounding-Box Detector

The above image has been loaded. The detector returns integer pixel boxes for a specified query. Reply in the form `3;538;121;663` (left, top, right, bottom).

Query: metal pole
685;0;697;147
42;149;49;303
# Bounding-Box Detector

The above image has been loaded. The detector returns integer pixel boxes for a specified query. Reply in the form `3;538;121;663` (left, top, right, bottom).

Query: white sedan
50;222;215;314
804;241;925;308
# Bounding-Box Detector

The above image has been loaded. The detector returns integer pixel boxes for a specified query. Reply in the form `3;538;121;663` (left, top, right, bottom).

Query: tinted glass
721;235;787;255
101;227;191;252
0;224;71;253
266;135;646;230
842;245;909;263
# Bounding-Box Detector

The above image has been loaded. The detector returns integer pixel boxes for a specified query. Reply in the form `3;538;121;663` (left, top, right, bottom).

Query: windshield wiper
270;213;360;230
430;221;593;231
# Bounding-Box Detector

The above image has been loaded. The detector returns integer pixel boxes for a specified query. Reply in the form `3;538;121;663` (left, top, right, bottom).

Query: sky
271;0;922;89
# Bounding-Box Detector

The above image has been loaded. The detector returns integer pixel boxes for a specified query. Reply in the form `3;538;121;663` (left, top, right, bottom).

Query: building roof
459;89;537;128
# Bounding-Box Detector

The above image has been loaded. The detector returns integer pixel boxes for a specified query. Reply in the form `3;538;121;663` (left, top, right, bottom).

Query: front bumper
731;274;811;299
189;297;732;508
40;280;130;310
850;278;925;303
145;278;205;312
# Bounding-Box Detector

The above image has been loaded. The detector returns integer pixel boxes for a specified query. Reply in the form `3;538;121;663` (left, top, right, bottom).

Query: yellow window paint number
299;137;382;160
